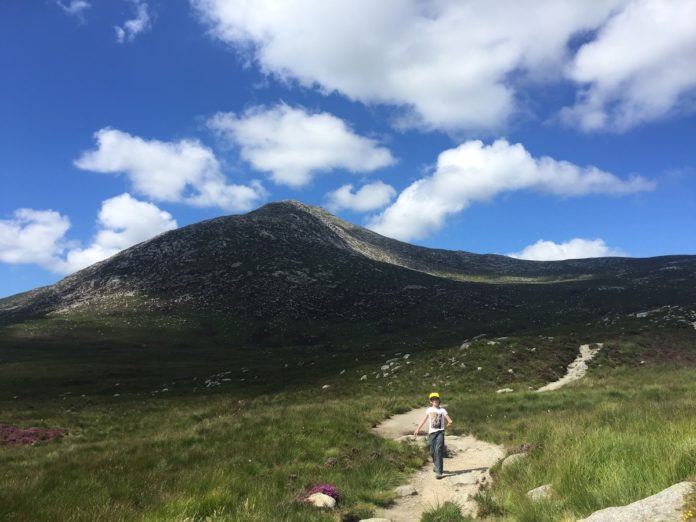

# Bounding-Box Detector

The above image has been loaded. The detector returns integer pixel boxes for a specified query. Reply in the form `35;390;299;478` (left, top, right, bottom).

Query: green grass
1;311;695;521
459;366;696;521
0;390;427;521
420;501;474;521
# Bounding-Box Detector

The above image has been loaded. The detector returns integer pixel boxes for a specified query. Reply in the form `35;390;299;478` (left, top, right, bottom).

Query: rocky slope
1;200;695;330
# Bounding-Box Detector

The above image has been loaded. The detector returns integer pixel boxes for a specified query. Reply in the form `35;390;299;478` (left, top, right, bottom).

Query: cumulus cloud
368;139;654;241
562;0;696;131
508;238;626;260
75;128;266;212
0;194;177;275
208;105;395;187
114;0;152;43
0;209;71;269
191;0;626;132
56;0;91;21
325;181;396;213
192;0;696;133
57;193;177;273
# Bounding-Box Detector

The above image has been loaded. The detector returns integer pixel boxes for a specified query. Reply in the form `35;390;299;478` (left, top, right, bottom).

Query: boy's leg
428;432;436;464
432;431;444;475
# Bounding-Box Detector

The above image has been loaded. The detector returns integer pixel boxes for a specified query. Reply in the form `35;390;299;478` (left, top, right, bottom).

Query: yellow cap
428;392;440;400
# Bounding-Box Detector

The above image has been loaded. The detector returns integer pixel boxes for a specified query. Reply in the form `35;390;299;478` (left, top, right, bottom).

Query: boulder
527;484;554;500
306;492;336;508
501;452;528;468
394;485;417;497
577;481;695;521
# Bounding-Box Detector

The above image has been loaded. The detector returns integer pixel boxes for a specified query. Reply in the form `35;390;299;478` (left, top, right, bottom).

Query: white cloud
0;209;71;269
75;128;266;212
368;139;654;241
57;193;177;273
562;0;696;131
208;105;395;187
114;0;152;43
56;0;91;21
508;238;626;260
0;194;177;275
193;0;696;133
191;0;626;133
325;181;396;213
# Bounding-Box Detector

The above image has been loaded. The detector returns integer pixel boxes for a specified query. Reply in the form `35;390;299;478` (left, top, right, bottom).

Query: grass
0;390;427;521
459;366;696;521
420;501;474;521
0;308;695;520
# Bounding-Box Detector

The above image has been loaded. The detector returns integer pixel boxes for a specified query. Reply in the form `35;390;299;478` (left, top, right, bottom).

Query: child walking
413;392;453;479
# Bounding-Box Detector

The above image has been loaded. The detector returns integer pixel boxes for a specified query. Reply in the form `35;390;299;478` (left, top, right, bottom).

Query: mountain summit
1;201;695;333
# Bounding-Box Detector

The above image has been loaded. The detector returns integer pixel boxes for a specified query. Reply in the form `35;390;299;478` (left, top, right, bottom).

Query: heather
0;424;66;445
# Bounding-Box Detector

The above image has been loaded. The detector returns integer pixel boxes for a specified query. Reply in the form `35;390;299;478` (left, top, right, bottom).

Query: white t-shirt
426;406;448;433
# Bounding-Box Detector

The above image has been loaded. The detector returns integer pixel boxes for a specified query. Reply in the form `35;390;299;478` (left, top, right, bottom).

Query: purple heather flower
307;483;340;501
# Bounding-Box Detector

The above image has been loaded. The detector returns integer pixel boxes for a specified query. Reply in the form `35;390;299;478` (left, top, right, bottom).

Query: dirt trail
373;408;504;521
537;343;603;392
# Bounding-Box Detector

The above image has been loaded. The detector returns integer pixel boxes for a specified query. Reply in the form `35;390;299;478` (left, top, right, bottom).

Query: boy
413;392;453;479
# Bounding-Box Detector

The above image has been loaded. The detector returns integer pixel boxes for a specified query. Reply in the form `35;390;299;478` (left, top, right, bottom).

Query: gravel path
537;343;603;392
373;408;504;521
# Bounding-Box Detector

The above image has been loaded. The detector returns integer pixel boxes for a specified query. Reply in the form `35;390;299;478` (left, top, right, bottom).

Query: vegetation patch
0;424;67;445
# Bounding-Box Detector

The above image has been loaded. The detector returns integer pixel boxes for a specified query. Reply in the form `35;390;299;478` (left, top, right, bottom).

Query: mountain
1;200;695;336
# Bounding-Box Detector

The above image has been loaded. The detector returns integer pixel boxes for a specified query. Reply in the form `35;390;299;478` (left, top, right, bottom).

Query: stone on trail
527;483;554;500
306;492;336;508
394;485;418;497
496;388;514;394
501;452;528;468
577;481;695;522
443;472;480;486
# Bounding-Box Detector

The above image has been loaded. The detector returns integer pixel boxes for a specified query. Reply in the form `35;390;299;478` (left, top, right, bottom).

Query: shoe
436;474;443;480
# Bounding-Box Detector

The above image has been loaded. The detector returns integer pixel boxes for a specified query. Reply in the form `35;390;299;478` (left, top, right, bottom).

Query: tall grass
0;392;425;521
461;367;696;521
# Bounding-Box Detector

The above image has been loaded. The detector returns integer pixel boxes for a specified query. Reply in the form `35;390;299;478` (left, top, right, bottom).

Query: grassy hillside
1;305;695;521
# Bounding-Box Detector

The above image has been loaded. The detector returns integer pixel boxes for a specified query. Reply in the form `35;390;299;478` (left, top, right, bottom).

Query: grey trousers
428;430;445;474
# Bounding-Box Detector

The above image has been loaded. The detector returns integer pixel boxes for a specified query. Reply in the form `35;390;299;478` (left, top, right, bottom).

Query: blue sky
1;0;695;297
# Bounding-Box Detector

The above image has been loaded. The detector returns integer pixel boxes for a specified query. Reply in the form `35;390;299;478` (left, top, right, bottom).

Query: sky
1;0;695;298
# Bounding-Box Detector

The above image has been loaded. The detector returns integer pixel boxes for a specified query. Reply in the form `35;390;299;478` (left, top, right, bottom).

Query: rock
322;384;331;389
444;473;479;486
577;481;695;521
394;485;418;497
360;375;367;381
477;367;483;371
527;484;554;500
496;388;514;394
501;452;527;468
306;492;336;508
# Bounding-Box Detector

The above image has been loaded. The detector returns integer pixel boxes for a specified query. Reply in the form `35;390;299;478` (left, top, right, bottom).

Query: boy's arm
413;415;428;437
445;414;453;428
